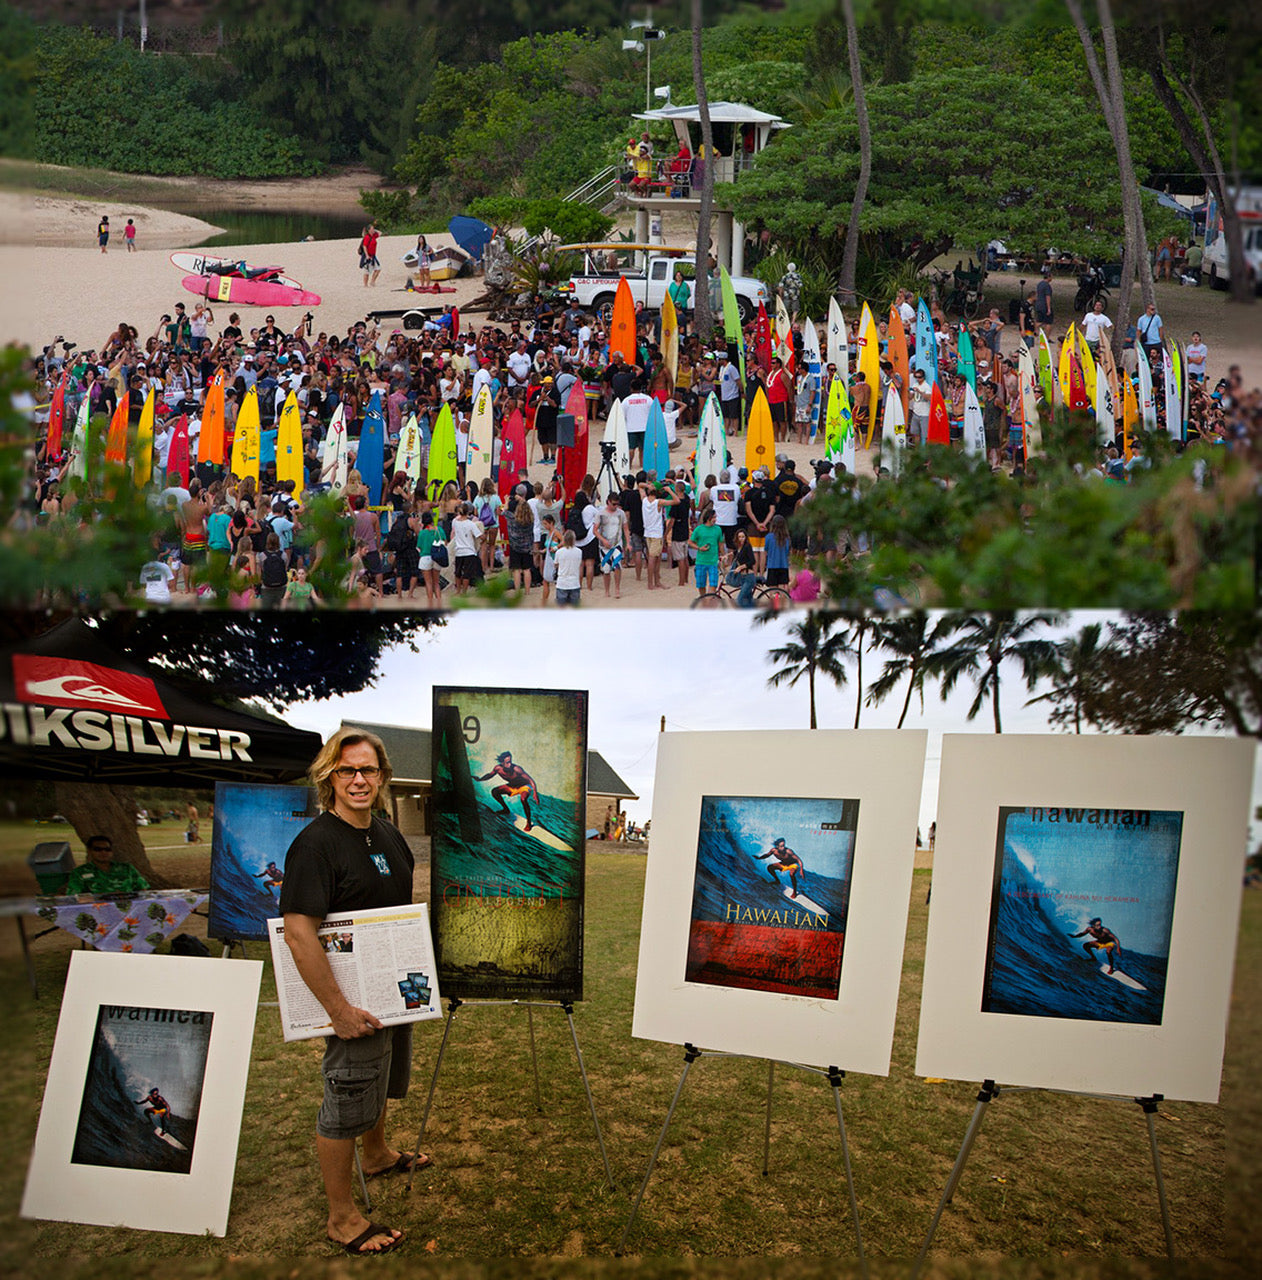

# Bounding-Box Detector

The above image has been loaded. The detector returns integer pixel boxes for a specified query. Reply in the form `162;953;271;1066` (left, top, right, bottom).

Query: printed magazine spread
267;903;443;1041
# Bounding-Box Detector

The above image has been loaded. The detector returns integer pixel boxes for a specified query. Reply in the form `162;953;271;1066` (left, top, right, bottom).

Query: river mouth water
182;207;367;247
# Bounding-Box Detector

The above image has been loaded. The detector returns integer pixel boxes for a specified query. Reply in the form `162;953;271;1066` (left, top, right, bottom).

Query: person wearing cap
743;468;775;573
908;368;931;445
535;373;562;465
718;350;742;431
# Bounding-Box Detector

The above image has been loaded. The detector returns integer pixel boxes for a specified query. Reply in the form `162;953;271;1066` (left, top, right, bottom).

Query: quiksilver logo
23;675;151;712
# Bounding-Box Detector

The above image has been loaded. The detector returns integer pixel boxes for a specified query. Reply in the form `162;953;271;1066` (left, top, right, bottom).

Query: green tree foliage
791;424;1257;609
28;23;311;178
219;0;437;170
1069;613;1262;737
732;67;1148;270
703;61;806;118
0;3;37;158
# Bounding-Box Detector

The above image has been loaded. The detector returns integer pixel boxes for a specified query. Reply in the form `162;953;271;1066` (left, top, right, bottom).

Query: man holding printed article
279;728;432;1257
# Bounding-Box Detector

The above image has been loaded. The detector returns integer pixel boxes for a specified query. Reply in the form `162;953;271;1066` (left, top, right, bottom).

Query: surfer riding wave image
981;806;1184;1025
71;1004;213;1175
686;795;858;1000
430;688;587;1000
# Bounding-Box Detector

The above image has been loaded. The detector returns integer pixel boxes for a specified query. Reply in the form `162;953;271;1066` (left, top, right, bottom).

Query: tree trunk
853;619;866;728
1065;0;1153;355
897;661;916;728
691;0;716;343
837;0;870;307
1147;46;1254;305
54;782;168;887
808;665;818;729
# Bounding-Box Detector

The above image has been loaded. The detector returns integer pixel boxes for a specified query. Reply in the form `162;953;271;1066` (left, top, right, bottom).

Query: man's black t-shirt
745;482;774;525
668;492;691;541
619;486;644;537
279;810;413;918
773;469;807;518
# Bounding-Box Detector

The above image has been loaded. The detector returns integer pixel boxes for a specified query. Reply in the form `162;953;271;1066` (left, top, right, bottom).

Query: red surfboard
167;414;190;487
497;408;526;501
181;274;322;308
754;302;772;372
927;383;950;445
1068;352;1090;411
46;373;67;459
559;378;591;505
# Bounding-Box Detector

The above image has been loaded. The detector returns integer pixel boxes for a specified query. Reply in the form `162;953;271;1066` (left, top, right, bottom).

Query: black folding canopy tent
0;618;323;787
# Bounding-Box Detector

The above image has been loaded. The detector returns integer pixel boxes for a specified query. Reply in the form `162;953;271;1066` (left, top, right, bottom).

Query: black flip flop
338;1222;403;1256
364;1151;433;1179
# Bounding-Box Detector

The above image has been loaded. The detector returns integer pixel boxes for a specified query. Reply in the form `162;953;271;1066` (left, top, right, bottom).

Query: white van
1203;187;1262;293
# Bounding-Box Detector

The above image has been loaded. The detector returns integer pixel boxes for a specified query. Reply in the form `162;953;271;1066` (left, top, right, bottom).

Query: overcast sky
285;611;1260;849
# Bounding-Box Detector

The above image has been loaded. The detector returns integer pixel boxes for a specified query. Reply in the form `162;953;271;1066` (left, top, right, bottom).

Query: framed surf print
208;782;318;942
915;734;1255;1103
22;951;262;1236
430;686;588;1000
632;729;927;1074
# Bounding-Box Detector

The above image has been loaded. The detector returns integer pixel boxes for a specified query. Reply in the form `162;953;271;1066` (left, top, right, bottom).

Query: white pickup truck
557;243;769;325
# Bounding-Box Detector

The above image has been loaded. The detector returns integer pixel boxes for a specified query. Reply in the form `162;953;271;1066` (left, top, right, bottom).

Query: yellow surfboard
232;386;261;486
1058;323;1076;406
276;391;304;491
745;386;775;475
1073;325;1097;401
858;303;880;446
133;389;155;487
661;291;679;386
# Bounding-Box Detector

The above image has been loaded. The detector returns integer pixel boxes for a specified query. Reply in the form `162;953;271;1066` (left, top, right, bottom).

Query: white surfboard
879;382;906;477
466;385;494;488
513;815;573;853
827;297;848;382
781;887;828;918
599;396;631;500
169;252;301;290
802;316;823;439
962;380;985;457
1099;962;1146;991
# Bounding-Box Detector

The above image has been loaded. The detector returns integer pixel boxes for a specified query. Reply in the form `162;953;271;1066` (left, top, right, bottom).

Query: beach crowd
16;266;1261;609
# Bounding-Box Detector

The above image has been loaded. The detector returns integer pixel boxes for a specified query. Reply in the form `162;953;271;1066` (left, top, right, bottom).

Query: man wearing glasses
280;729;430;1256
65;835;150;895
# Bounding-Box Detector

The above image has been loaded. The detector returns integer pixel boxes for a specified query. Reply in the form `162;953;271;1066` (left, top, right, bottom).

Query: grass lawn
0;829;1255;1278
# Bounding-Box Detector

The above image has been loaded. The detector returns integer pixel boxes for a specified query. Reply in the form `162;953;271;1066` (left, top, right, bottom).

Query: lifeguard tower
616;101;790;276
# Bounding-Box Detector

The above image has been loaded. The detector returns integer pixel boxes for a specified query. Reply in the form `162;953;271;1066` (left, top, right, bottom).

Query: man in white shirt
638;478;666;591
710;468;741;548
138;555;176;603
506;341;532;389
719;354;742;432
621;383;654;469
1080;300;1114;353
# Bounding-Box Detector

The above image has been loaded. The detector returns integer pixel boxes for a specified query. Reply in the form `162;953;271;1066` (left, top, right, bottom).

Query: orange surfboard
887;306;910;418
611;276;637;365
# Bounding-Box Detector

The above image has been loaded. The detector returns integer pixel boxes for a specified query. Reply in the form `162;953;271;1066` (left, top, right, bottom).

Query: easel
400;995;616;1196
910;1080;1177;1279
615;1043;868;1272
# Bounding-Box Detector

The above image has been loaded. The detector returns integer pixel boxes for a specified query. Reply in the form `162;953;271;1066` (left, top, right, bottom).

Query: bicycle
690;573;793;610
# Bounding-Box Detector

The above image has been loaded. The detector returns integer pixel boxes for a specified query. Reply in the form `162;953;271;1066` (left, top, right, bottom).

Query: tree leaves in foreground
792;421;1257;609
1070;613;1262;737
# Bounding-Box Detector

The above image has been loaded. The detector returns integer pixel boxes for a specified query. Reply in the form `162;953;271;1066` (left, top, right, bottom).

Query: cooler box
28;841;74;894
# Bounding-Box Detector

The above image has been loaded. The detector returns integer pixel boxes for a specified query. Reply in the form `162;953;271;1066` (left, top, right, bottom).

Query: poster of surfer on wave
685;794;858;1000
981;806;1184;1026
430;686;587;1001
71;1003;213;1176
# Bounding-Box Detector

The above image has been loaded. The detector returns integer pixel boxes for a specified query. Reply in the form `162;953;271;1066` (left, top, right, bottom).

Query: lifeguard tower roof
631;102;790;129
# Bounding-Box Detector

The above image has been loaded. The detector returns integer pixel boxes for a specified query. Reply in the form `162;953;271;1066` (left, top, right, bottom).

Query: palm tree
866;612;961;728
928;612;1064;733
761;612;850;729
690;0;716;342
830;611;876;728
1065;0;1155;349
1025;622;1104;734
837;0;871;307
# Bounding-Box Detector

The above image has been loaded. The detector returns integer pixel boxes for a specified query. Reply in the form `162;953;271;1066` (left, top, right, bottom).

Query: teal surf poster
431;687;587;1000
981;806;1183;1025
686;795;858;1000
208;783;317;941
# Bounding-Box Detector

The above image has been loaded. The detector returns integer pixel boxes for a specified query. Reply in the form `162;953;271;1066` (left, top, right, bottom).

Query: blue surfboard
359;390;386;505
643;397;671;478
